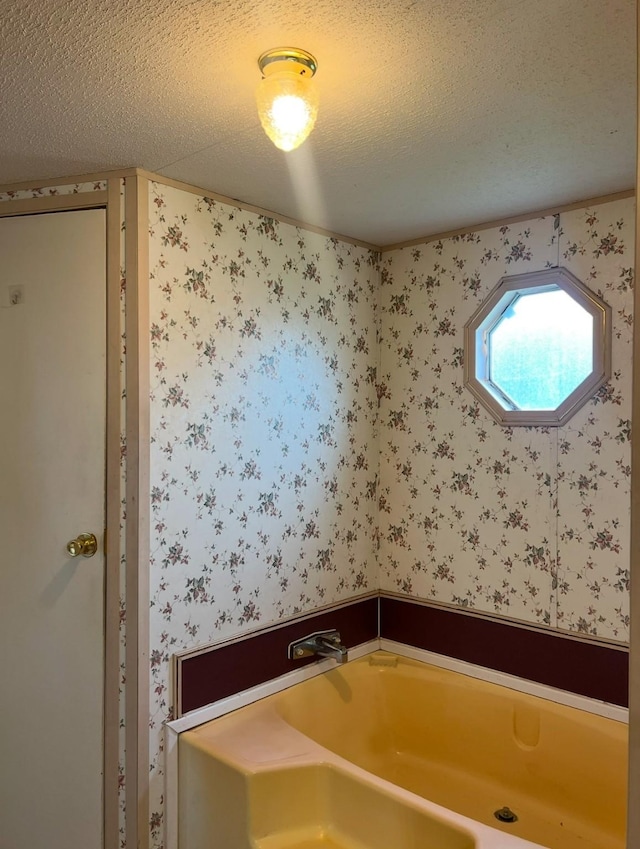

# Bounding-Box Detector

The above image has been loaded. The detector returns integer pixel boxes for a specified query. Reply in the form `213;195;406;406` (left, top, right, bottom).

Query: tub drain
494;806;518;824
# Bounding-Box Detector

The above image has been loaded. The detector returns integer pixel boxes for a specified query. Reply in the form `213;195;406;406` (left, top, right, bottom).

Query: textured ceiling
0;0;636;245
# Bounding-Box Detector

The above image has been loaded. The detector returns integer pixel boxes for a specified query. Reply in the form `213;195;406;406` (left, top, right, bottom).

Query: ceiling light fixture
256;47;319;152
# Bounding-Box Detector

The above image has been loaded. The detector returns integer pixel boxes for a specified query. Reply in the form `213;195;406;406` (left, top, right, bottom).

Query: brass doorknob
66;532;98;558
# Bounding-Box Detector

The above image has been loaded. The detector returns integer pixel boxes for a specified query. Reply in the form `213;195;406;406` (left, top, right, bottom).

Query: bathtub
178;651;627;849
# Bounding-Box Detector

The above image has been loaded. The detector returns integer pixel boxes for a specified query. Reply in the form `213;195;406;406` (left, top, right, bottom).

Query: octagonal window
464;268;611;427
489;288;594;411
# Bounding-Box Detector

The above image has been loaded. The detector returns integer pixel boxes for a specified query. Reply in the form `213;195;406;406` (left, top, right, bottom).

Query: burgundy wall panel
380;595;629;707
179;595;378;715
178;594;628;716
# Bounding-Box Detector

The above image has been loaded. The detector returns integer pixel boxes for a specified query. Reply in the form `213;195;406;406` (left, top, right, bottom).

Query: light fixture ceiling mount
257;47;318;77
256;47;319;152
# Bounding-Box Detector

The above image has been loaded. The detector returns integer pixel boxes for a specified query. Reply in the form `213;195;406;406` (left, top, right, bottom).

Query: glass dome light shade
256;70;319;152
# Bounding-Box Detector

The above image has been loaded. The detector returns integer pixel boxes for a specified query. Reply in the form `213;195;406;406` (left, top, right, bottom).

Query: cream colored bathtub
179;652;627;849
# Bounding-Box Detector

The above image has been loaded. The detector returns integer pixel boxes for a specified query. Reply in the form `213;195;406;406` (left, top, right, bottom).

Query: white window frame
464;267;611;427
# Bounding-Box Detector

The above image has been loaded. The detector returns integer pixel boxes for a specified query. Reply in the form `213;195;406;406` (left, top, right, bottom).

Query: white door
0;209;106;849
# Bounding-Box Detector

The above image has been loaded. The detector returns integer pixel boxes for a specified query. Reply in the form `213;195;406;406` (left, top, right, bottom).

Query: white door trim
0;185;125;849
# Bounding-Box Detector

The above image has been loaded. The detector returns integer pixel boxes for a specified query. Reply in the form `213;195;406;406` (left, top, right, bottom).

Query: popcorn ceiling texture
0;0;635;243
146;182;632;848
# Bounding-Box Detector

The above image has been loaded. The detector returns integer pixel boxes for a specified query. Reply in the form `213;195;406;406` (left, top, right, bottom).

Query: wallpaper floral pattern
378;197;633;640
3;176;630;849
0;179;107;202
146;182;380;846
556;202;633;638
145;189;633;848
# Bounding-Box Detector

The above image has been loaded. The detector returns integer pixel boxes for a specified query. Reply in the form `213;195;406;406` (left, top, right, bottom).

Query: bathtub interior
178;652;627;849
251;766;476;849
179;735;477;849
269;654;628;849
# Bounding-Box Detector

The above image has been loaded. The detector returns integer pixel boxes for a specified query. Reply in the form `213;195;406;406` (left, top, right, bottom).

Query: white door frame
628;68;640;844
0;178;132;849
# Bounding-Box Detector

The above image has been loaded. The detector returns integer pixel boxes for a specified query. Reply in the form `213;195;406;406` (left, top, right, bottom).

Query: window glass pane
488;288;593;411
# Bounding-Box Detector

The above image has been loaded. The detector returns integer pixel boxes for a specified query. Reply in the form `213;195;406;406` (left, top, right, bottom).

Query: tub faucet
288;629;348;665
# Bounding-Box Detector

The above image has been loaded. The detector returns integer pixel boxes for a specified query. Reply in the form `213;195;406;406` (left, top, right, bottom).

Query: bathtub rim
164;639;628;849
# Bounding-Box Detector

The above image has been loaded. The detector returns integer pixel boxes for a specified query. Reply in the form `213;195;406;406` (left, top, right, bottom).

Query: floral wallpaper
146;188;633;848
0;179;107;202
0;164;633;849
555;202;633;638
146;182;380;846
378;197;633;641
3;176;630;849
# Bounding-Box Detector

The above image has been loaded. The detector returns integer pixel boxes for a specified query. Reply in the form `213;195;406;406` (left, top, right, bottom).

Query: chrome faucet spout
314;635;349;664
288;629;349;665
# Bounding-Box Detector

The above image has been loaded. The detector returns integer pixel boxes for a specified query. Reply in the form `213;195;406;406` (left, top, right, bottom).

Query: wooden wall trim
0;169;138;193
140;168;380;252
0;169;633;257
175;591;629;718
0;185;122;849
0;167;380;251
124;175;151;849
103;177;122;849
380;596;629;707
175;596;379;716
380;188;636;253
144;174;634;255
0;191;108;217
380;590;628;648
626;15;640;840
